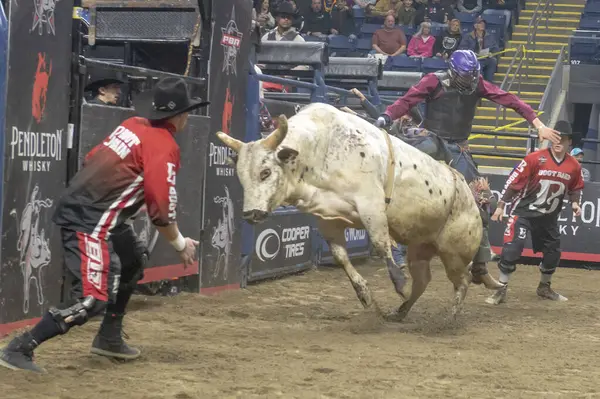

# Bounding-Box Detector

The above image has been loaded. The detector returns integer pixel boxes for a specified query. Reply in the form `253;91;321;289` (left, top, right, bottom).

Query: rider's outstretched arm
382;74;440;123
479;78;561;144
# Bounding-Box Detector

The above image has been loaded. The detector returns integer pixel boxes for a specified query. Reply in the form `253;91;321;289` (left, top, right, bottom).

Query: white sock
540;273;552;284
499;271;511;284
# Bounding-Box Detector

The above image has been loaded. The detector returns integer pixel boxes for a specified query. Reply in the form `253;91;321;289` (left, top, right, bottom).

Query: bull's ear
277;147;299;163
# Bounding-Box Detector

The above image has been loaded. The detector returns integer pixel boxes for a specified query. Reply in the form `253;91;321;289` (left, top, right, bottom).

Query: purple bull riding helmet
448;50;481;95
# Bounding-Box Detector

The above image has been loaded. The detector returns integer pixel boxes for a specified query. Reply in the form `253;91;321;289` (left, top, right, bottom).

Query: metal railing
496;0;554;109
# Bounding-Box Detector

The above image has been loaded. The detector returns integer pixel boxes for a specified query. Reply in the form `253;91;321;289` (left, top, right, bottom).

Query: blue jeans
479;56;498;83
392;244;407;265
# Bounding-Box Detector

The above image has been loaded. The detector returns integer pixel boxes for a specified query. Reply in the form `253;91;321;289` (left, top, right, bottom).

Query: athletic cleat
536;282;568;302
91;313;141;360
0;332;45;373
485;283;508;305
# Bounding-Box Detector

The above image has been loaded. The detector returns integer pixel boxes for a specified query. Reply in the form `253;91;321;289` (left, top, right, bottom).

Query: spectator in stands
256;0;276;33
419;0;454;28
331;0;358;42
304;0;333;37
371;14;408;62
262;1;305;42
456;0;482;15
352;0;377;10
460;16;499;82
407;21;436;58
433;18;462;59
367;0;396;17
571;147;584;162
396;0;417;27
571;148;591;181
289;1;306;32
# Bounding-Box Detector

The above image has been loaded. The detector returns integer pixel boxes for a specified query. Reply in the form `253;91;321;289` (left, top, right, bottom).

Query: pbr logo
220;5;243;76
31;0;59;36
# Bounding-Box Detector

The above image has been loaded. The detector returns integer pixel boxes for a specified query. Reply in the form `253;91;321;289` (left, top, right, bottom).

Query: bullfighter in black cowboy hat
487;120;585;305
0;77;209;373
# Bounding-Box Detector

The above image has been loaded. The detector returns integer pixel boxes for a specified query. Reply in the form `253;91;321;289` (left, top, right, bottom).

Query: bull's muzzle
243;210;269;224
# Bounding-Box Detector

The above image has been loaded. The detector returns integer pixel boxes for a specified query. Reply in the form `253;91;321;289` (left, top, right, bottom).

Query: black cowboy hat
554;120;573;137
274;1;296;17
134;77;210;121
84;69;125;92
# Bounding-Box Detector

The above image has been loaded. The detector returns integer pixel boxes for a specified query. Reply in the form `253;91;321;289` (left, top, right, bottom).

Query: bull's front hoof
384;306;409;323
351;280;374;309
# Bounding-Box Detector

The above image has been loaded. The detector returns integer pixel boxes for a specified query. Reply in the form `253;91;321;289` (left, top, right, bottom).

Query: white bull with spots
217;103;483;320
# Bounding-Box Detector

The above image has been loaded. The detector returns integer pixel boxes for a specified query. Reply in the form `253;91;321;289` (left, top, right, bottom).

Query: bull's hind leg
355;200;408;299
317;219;375;309
439;251;471;319
387;244;434;322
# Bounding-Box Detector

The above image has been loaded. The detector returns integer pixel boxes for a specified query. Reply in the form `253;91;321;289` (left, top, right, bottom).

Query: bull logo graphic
31;53;52;124
31;0;59;36
222;86;234;133
211;186;234;280
10;185;53;314
220;6;243;76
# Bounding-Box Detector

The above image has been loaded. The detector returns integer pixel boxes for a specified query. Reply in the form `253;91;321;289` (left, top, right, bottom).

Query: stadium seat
584;1;600;16
569;38;600;65
421;57;448;74
580;15;600;31
430;26;444;37
328;35;353;56
402;26;417;37
455;12;476;25
360;23;382;36
365;16;385;25
485;25;503;42
303;35;327;42
481;12;506;42
461;26;471;35
355;37;374;56
352;6;365;19
387;55;422;72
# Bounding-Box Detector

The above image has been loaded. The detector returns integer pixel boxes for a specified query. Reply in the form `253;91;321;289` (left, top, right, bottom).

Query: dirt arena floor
1;259;600;399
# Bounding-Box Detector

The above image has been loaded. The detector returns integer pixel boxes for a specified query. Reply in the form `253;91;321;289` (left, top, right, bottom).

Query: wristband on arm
170;232;186;252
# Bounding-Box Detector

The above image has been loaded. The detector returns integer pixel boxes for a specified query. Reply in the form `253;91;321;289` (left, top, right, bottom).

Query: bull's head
216;115;298;224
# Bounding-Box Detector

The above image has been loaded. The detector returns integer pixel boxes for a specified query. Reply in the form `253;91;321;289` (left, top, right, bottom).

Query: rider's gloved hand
374;114;391;128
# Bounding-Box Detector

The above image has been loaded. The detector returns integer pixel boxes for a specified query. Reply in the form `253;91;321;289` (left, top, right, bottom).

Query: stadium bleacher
569;0;600;65
292;2;514;76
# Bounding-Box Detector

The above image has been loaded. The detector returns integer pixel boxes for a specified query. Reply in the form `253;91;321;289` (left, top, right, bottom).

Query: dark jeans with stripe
498;214;561;275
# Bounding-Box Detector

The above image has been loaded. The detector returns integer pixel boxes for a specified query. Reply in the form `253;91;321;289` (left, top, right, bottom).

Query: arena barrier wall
0;3;8;262
200;0;253;293
0;0;74;330
77;104;209;285
244;207;314;284
486;174;600;263
311;226;371;266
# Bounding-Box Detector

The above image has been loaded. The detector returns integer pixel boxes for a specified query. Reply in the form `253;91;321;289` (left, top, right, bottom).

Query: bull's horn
262;115;288;150
216;131;243;153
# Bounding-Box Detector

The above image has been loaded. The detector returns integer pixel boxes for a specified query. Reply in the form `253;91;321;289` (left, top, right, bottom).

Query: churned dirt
1;259;600;399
